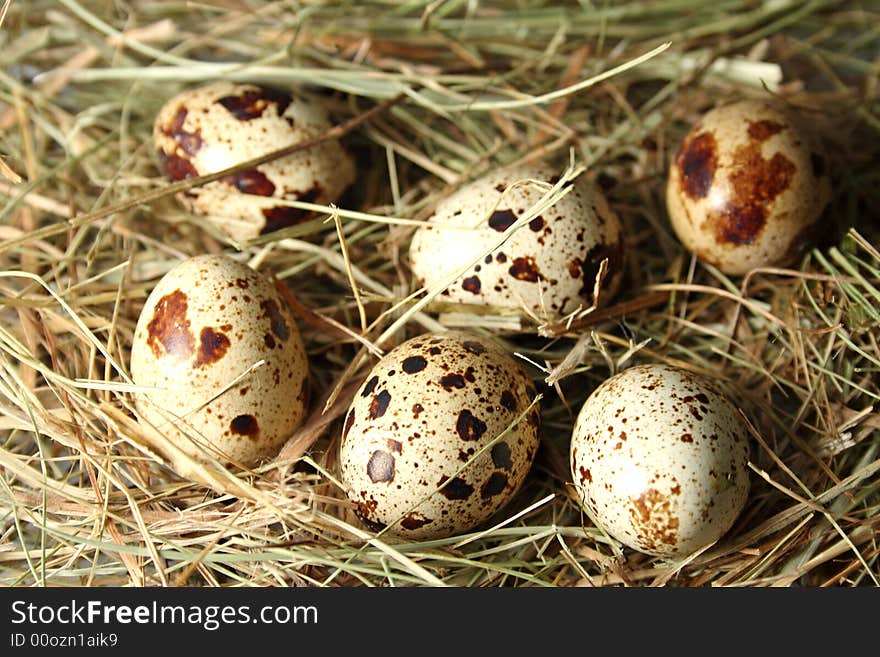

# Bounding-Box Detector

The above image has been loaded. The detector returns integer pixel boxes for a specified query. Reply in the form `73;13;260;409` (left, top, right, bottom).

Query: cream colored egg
339;331;541;539
409;165;624;321
130;254;309;466
153;81;355;242
570;364;750;558
666;99;831;275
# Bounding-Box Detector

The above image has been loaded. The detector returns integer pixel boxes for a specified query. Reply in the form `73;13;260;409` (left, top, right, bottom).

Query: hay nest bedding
0;1;878;587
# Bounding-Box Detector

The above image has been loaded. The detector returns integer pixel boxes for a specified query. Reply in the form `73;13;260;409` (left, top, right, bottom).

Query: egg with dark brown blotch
666;99;831;275
338;331;541;539
570;364;750;558
153;81;355;242
409;165;624;321
130;254;309;466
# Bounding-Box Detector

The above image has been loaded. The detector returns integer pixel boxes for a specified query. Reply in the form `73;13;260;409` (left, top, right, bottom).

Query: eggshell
339;331;541;539
666;99;831;275
153;81;355;242
409;165;624;321
130;254;309;466
570;364;750;558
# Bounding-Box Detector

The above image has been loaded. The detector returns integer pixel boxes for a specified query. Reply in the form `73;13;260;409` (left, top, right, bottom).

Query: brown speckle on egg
230;414;259;439
508;256;543;282
367;450;395;483
480;472;509;499
193;327;231;368
455;409;487;441
368;390;392;419
461;275;482;294
488;209;517;232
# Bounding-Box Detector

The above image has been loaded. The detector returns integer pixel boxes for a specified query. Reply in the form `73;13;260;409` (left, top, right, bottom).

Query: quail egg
570;364;750;558
409;165;624;321
130;254;309;466
666;99;831;275
339;331;541;539
153;81;355;242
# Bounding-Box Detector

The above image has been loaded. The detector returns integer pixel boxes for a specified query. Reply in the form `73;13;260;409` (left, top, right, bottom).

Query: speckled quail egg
666;99;831;275
409;165;624;321
570;364;750;558
130;254;309;466
339;331;541;539
153;81;355;242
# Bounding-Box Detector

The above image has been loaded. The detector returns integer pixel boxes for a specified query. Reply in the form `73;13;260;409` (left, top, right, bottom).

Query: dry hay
0;1;878;587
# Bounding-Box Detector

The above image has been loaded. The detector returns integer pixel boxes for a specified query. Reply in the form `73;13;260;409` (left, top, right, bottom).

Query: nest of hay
0;1;878;587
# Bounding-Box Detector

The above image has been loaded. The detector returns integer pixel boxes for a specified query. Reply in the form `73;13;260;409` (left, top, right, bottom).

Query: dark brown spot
193;327;231;368
264;333;276;349
355;503;386;532
488;209;517;232
223;169;276;196
463;340;486;355
217;87;292;121
412;403;424;418
579;239;623;299
455;409;487;441
509;256;543;282
402;355;428;374
464;366;476;383
500;390;517;412
260;299;290;341
495;252;507;264
163;107;202;156
438;475;474;500
387;439;403;454
681;433;693;443
343;409;355;438
528;216;545;231
676;131;718;199
747;119;785;142
146;290;194;359
440;373;466;390
157;150;198;182
461;275;482;294
230;414;259;439
368;390;392;419
400;514;432;531
568;258;582;279
367;450;395;483
491;442;512;469
259;187;321;234
361;375;379;397
578;466;592;484
480;472;508;499
711;144;796;246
